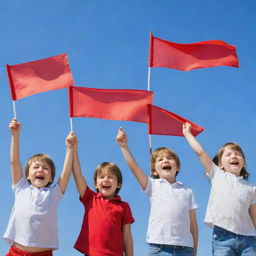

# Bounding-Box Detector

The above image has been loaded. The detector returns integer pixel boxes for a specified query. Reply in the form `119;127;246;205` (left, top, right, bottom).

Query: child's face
154;153;179;182
27;160;53;188
220;146;244;176
95;170;120;199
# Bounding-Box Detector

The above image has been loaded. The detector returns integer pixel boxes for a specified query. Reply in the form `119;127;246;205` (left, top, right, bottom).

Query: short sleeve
80;186;95;207
12;177;27;194
122;203;135;226
250;186;256;205
189;188;198;210
143;177;152;196
206;163;219;180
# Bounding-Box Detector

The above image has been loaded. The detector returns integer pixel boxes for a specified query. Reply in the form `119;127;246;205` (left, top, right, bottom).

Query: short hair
93;162;123;194
213;142;249;180
25;153;56;186
150;147;181;178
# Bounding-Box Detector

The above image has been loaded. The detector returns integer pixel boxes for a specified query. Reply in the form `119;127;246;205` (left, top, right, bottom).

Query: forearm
120;145;148;190
58;147;73;193
72;149;87;197
123;224;133;256
10;134;22;184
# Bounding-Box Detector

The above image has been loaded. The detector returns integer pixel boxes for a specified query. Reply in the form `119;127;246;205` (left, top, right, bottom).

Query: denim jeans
212;225;256;256
148;243;194;256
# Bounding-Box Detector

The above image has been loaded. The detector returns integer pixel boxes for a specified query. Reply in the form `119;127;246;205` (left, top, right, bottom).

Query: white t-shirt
3;177;63;248
143;178;198;247
205;164;256;236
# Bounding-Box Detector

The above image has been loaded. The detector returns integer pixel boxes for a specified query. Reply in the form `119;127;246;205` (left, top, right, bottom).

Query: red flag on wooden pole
6;53;74;100
148;104;204;136
148;33;239;71
69;86;153;123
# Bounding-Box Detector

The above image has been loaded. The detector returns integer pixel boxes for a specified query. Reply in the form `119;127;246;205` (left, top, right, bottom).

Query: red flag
148;104;204;136
69;86;153;123
7;53;74;100
148;33;239;71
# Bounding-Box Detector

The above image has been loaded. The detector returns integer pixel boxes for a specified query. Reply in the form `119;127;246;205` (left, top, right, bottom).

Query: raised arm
183;122;213;174
57;132;76;194
72;135;87;198
116;128;148;190
9;118;23;185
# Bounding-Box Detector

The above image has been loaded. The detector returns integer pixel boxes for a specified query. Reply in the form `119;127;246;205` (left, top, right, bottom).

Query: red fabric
6;246;52;256
74;187;134;256
6;53;74;100
148;104;204;136
69;86;153;123
148;33;239;71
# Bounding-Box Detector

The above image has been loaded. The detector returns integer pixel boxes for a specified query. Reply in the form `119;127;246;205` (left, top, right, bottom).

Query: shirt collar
158;178;183;186
96;192;122;202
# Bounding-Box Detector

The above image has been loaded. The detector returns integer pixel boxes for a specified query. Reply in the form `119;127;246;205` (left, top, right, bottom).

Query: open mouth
102;185;111;189
163;166;172;170
35;176;45;180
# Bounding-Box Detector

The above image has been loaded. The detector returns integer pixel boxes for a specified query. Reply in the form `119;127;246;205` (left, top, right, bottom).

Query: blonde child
116;127;198;256
4;118;76;256
72;135;134;256
183;122;256;255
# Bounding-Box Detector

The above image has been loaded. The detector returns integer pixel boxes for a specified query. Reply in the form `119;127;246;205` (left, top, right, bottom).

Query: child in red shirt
72;137;134;256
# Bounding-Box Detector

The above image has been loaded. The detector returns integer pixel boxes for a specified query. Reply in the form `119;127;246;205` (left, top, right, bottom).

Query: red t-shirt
74;187;134;256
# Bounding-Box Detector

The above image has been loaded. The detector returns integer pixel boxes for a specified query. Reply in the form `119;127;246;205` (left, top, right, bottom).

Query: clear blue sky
0;1;256;255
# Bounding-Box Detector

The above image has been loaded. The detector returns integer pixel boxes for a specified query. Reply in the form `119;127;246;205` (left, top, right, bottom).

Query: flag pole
147;31;153;158
12;100;17;119
70;117;73;132
147;67;153;155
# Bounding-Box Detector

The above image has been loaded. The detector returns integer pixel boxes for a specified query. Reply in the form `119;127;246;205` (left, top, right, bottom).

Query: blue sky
0;1;256;255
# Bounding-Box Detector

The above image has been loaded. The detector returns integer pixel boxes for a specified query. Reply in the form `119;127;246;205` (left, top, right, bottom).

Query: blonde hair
213;142;249;180
150;147;181;178
93;162;123;194
25;153;56;186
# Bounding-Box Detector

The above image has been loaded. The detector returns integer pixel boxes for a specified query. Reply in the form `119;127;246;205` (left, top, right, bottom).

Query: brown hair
25;153;56;186
150;147;181;178
93;162;123;194
213;142;249;180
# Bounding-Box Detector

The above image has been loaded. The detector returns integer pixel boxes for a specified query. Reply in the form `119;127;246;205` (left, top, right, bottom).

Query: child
116;127;198;256
183;122;256;255
72;135;134;256
4;118;76;256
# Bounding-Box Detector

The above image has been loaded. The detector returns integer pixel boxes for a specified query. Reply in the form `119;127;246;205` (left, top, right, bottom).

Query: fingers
66;132;77;147
9;118;21;131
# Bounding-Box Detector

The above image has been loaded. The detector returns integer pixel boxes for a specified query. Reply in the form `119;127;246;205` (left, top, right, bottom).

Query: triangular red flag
148;104;204;136
148;33;239;71
69;86;153;123
7;53;74;100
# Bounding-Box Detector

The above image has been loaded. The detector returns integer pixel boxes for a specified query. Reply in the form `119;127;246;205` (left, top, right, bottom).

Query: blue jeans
148;243;194;256
212;225;256;256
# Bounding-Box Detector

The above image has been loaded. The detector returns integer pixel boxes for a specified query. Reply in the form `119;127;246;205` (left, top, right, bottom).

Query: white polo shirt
143;178;198;247
205;164;256;236
3;177;63;248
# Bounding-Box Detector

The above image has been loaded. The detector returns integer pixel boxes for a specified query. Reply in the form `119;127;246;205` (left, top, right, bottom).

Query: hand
182;122;192;136
116;127;128;148
66;132;77;149
9;118;21;136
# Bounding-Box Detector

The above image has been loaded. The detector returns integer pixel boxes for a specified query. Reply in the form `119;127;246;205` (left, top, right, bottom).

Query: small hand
182;122;192;136
9;118;21;135
116;127;128;147
66;132;77;148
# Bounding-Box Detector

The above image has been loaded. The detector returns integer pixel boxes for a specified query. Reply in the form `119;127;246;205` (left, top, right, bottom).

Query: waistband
149;243;192;249
7;246;53;256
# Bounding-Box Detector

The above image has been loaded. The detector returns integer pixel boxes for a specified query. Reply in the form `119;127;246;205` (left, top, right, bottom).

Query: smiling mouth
102;185;111;189
35;176;45;180
163;166;172;170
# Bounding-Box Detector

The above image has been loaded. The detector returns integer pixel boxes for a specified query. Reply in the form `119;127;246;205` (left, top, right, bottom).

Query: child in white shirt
4;118;76;256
